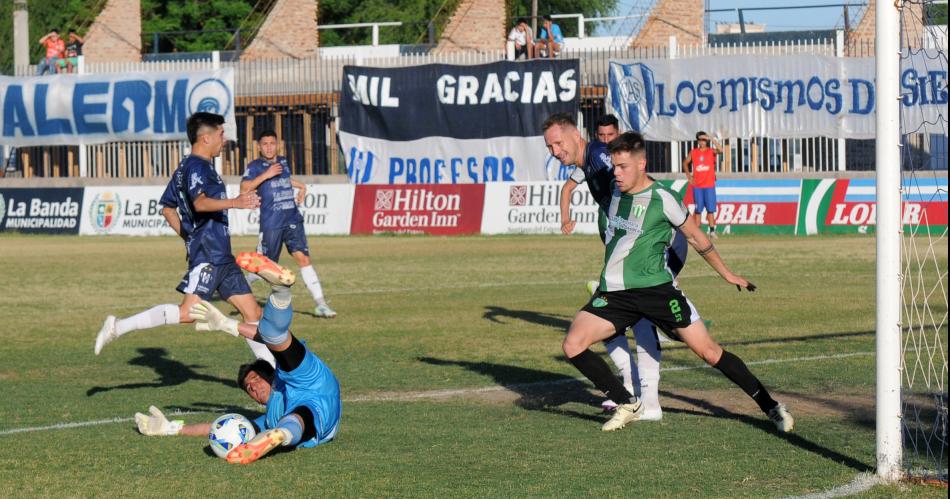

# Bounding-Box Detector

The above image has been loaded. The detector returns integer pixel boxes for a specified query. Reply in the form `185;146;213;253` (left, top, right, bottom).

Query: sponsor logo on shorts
592;297;608;308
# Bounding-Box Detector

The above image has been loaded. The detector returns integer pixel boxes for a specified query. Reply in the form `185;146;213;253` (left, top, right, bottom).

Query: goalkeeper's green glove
134;406;183;436
189;300;240;337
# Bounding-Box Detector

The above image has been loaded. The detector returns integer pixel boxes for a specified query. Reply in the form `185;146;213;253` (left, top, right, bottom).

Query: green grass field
0;234;945;497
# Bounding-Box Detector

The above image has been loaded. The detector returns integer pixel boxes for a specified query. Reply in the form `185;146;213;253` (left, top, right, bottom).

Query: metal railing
6;33;942;180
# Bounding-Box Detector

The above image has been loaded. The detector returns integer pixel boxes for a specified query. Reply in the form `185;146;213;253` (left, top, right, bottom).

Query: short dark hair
541;112;576;132
595;114;619;129
516;17;529;26
542;14;553;21
237;359;275;391
50;29;59;34
186;112;225;145
256;129;278;141
696;131;708;141
608;132;647;156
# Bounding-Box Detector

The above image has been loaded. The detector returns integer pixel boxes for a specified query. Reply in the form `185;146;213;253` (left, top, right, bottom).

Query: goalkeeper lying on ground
134;253;342;464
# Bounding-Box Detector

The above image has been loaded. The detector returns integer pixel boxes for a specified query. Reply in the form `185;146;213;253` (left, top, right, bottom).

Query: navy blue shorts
257;224;309;262
176;261;252;300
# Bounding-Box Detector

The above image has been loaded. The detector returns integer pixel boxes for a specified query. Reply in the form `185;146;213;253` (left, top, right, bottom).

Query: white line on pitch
0;351;874;437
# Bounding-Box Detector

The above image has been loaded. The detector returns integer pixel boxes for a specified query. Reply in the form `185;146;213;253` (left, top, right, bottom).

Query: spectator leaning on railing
58;30;84;74
37;29;65;75
536;15;564;58
508;17;534;60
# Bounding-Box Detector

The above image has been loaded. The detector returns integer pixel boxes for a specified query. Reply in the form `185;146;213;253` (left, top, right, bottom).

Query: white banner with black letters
339;60;579;184
0;69;235;146
607;53;947;140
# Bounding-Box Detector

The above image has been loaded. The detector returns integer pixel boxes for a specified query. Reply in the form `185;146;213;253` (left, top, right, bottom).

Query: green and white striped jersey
600;181;689;291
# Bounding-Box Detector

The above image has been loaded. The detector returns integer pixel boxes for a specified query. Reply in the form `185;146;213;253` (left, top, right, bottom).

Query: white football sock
244;321;276;368
246;272;263;286
633;319;662;412
604;333;638;397
115;304;180;337
299;265;326;305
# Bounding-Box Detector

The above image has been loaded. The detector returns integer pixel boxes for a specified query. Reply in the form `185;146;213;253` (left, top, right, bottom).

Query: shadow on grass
660;390;873;472
86;347;236;396
482;305;874;351
418;357;605;424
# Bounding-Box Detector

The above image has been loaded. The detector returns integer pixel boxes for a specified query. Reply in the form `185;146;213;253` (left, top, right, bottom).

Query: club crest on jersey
592;297;608;308
90;192;121;233
632;204;646;219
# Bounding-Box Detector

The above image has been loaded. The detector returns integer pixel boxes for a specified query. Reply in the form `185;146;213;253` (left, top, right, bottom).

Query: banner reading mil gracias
339;59;579;184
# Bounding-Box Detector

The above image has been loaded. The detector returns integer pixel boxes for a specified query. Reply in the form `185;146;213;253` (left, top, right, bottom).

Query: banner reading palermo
0;69;235;146
339;60;579;184
351;184;485;235
608;53;947;140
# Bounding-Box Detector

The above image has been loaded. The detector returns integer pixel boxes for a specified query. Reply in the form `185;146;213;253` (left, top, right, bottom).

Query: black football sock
569;349;636;405
714;350;778;413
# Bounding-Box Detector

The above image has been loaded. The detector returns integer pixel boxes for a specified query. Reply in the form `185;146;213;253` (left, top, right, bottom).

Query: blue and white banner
608;53;947;140
339;60;579;184
0;69;235;146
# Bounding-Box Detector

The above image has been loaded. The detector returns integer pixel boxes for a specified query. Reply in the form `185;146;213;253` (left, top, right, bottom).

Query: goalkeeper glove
134;406;183;436
189;300;240;337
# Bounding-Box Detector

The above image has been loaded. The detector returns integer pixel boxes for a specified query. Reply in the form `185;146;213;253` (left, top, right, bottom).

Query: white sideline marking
0;351;873;436
785;473;880;499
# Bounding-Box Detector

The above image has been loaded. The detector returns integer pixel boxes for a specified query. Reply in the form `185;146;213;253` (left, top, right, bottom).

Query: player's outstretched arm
135;406;210;437
679;217;756;291
193;191;260;213
559;178;579;234
189;301;260;340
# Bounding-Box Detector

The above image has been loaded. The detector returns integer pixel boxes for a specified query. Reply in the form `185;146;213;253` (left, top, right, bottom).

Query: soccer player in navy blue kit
94;113;274;365
546;113;686;419
135;253;341;464
241;130;336;318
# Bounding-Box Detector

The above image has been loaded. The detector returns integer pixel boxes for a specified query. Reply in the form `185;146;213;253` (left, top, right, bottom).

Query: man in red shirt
37;30;65;75
682;131;722;238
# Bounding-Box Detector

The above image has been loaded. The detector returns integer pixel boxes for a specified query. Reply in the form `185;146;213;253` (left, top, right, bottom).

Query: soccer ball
208;414;256;459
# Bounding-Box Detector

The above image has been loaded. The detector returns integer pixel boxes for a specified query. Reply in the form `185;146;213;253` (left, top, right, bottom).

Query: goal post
874;0;903;482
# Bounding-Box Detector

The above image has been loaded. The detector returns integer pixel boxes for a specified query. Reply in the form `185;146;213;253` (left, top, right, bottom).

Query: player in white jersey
562;131;794;433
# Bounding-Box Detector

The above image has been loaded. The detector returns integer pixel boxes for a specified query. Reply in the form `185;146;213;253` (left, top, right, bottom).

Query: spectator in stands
37;30;65;75
536;15;564;58
508;17;534;60
58;30;84;73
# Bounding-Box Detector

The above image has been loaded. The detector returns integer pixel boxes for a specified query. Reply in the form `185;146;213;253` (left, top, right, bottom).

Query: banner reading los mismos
0;69;236;146
339;60;579;184
608;53;948;140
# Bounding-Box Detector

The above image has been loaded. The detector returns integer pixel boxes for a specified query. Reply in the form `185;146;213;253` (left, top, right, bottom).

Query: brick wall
848;0;925;55
631;0;704;48
241;0;319;60
435;0;506;53
83;0;142;63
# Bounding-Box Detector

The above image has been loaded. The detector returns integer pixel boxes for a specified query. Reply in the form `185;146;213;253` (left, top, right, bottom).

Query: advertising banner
339;59;579;184
607;52;947;140
481;181;601;234
351;184;485;234
231;184;355;236
0;187;83;234
797;177;948;234
668;179;801;235
79;186;177;236
0;69;236;146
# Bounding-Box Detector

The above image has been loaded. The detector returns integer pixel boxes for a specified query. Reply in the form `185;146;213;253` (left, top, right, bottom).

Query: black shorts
581;282;701;340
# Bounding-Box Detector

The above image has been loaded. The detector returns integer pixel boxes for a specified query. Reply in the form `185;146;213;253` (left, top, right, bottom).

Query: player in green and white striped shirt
563;132;794;433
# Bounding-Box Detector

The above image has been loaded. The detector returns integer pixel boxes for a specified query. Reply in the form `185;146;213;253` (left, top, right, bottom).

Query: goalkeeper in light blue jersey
134;252;341;464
